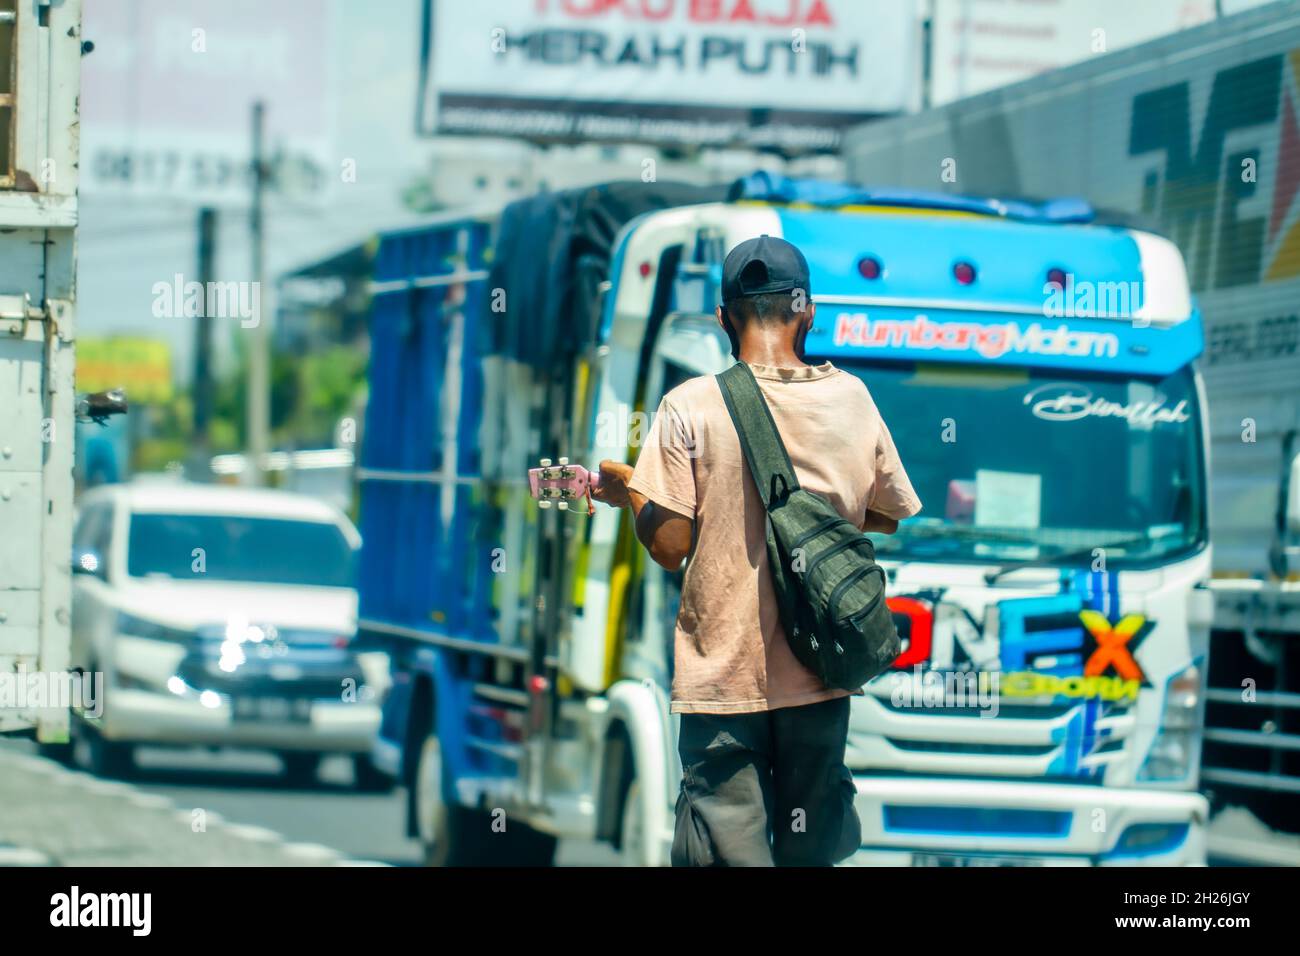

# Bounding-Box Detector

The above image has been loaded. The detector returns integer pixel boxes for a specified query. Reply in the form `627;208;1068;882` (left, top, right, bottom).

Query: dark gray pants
672;696;861;867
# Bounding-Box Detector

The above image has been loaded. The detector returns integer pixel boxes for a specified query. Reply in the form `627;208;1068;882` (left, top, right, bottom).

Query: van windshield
128;513;355;587
840;362;1206;567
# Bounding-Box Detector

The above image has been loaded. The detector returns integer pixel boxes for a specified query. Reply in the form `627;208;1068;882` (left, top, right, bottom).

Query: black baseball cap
721;235;811;303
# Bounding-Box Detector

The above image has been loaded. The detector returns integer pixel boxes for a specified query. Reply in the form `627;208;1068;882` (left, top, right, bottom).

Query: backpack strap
715;362;801;511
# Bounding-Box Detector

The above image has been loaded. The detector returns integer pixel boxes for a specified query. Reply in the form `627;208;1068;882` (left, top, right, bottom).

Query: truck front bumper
846;776;1208;866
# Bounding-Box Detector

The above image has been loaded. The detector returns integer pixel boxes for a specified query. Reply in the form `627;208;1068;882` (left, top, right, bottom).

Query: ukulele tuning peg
556;500;569;511
538;499;552;509
558;456;569;466
540;457;552;467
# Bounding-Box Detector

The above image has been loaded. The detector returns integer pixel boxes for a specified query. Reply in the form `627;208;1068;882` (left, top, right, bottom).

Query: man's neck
736;331;808;370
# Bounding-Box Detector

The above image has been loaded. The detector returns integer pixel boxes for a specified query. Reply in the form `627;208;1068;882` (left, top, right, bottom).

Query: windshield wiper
983;535;1148;586
881;523;1043;545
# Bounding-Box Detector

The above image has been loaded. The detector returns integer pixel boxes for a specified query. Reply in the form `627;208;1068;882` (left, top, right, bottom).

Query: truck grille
176;626;359;701
850;690;1135;781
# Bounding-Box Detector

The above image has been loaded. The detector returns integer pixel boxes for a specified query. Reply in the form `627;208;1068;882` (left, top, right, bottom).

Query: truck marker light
857;256;882;280
1046;267;1068;290
638;260;652;278
953;261;976;285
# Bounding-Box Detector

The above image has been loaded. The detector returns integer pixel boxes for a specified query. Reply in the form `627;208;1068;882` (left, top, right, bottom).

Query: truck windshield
841;362;1206;567
127;513;355;587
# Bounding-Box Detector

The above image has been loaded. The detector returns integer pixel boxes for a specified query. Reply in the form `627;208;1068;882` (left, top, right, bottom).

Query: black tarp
487;180;727;369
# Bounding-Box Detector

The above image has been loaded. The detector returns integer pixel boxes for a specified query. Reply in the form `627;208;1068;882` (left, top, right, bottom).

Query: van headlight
114;613;193;691
1137;660;1203;783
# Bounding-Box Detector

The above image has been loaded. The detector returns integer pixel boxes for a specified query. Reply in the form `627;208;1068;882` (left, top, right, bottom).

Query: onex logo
884;593;1151;702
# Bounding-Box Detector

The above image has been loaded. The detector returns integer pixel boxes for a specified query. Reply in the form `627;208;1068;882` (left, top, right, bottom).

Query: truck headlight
1109;822;1190;858
1137;660;1203;784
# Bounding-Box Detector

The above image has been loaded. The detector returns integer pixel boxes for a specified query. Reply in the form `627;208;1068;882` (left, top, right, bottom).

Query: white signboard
419;0;920;152
930;0;1220;106
80;0;333;205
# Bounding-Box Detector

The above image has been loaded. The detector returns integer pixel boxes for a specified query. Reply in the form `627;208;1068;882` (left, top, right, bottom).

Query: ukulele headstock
527;457;600;511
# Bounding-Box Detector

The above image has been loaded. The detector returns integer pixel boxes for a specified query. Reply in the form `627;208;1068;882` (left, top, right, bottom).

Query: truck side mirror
1273;450;1300;579
77;389;128;426
1288;452;1300;535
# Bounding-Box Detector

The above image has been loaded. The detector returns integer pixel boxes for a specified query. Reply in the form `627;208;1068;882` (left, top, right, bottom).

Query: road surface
1;740;618;866
4;739;1295;866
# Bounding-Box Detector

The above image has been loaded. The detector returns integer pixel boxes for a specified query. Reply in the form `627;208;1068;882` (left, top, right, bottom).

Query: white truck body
0;0;82;742
844;1;1300;819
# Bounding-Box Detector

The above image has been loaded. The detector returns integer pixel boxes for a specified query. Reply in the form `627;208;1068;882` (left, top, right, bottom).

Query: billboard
418;0;919;152
79;0;333;205
77;337;173;405
929;0;1221;106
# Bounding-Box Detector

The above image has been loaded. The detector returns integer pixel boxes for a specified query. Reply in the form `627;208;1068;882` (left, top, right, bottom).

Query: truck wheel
413;730;556;866
415;730;461;865
85;727;135;779
37;739;76;766
414;732;486;865
353;754;396;793
1248;793;1300;835
280;752;321;787
491;820;558;867
619;778;646;866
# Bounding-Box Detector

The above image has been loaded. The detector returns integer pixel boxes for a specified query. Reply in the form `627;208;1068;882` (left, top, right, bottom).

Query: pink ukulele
527;457;603;514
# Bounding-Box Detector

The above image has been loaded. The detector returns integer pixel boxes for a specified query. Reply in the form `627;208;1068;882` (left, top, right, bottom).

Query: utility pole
920;0;934;112
247;101;270;486
191;206;217;479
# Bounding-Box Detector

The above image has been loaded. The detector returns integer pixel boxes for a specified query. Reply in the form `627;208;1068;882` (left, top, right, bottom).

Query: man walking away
593;236;922;866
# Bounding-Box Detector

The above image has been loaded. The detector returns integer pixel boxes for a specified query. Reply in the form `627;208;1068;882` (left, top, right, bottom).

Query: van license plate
913;853;1039;867
232;697;311;723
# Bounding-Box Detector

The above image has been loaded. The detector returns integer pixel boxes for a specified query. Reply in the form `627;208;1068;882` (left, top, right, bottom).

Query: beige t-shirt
628;360;922;715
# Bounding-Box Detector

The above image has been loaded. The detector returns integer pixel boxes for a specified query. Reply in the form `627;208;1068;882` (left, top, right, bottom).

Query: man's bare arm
591;460;694;570
633;494;693;570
